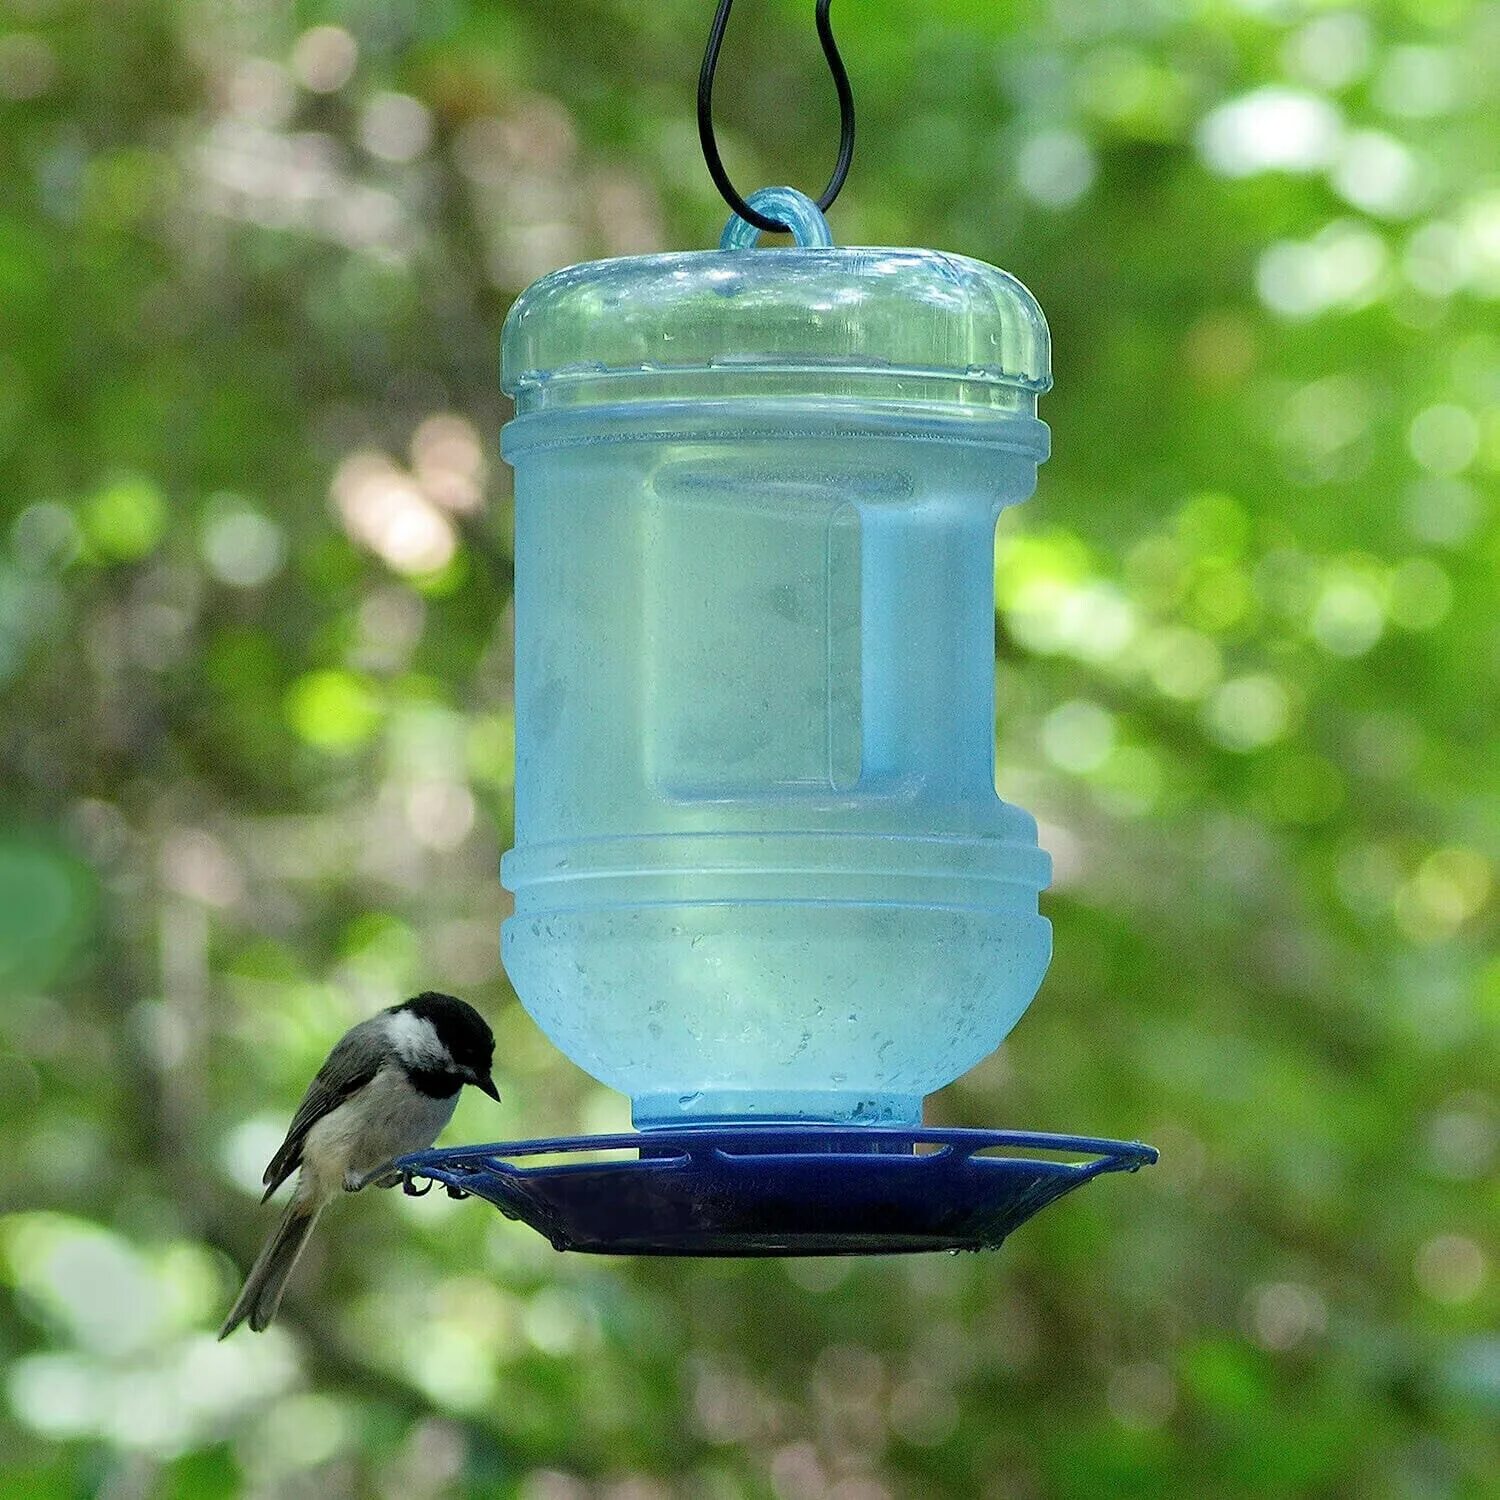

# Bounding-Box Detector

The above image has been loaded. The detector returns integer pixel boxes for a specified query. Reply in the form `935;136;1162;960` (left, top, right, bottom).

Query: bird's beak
473;1070;500;1101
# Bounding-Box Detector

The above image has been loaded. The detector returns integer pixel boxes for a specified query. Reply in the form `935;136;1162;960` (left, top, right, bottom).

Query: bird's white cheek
384;1009;447;1067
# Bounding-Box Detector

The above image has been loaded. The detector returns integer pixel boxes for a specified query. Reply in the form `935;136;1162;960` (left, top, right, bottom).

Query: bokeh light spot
1143;626;1222;701
1331;131;1423;219
1041;700;1116;773
1414;1235;1486;1304
1256;222;1389;319
257;1392;353;1469
332;450;458;575
285;669;381;751
1408;405;1480;475
201;496;287;588
1282;13;1373;92
1393;846;1491;942
1206;675;1291;752
291;25;357;94
1244;1281;1328;1351
1425;1098;1498;1182
84;475;167;561
1198;88;1342;178
1310;570;1385;657
361;92;434;164
1017;129;1096;208
1403;476;1480;545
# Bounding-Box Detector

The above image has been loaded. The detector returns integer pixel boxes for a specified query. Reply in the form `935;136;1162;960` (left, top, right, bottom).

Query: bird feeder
400;4;1153;1253
399;186;1154;1253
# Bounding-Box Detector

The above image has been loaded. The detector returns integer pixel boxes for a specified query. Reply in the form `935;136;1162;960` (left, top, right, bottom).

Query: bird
218;991;498;1338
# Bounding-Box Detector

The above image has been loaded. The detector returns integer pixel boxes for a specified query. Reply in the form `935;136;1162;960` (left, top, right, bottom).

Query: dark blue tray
396;1126;1157;1256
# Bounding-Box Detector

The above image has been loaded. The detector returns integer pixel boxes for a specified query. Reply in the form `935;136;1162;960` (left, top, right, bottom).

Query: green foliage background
2;0;1498;1495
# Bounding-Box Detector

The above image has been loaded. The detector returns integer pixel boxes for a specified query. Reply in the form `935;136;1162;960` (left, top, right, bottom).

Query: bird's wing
261;1019;384;1201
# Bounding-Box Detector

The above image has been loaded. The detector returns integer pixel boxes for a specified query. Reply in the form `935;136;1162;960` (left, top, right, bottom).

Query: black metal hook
697;0;856;234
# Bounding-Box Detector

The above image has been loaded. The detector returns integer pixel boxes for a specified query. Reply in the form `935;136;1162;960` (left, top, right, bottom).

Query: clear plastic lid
502;187;1051;414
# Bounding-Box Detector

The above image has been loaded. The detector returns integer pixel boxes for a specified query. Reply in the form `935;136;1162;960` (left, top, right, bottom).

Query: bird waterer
398;183;1156;1254
399;0;1152;1254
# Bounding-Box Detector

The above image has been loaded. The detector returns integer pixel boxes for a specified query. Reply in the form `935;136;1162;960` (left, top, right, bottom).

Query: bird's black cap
398;992;498;1098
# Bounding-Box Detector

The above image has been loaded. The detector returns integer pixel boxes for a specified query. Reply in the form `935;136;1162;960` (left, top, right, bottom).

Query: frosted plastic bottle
499;188;1053;1130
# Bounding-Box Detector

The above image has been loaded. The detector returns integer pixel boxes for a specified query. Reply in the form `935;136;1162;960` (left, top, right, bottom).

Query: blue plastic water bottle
500;188;1053;1131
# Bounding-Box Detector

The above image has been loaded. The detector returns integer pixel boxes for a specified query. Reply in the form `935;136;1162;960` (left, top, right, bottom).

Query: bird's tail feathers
218;1196;323;1338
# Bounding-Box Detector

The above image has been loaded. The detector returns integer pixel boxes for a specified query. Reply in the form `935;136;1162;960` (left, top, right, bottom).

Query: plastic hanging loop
720;186;835;249
698;0;855;235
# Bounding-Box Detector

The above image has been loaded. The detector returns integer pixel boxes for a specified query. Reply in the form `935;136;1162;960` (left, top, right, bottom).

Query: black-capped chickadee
219;991;498;1338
